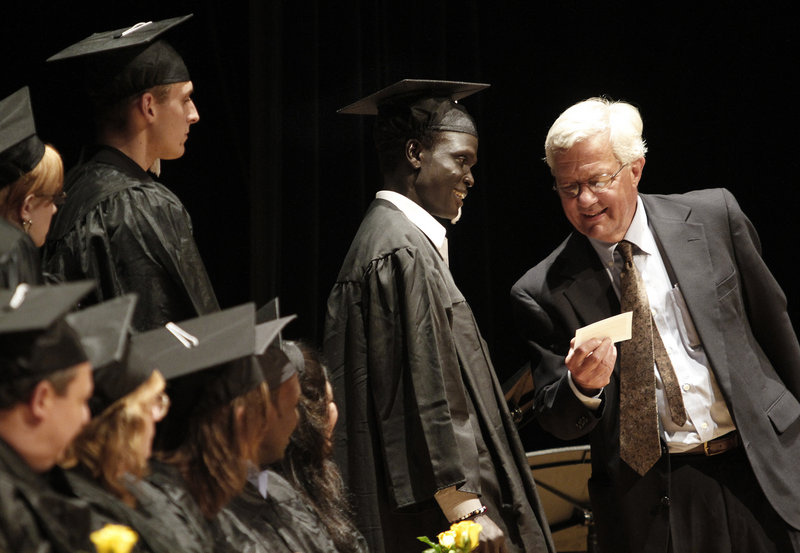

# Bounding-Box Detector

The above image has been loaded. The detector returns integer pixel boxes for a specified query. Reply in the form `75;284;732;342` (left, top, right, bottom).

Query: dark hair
93;83;174;133
276;343;365;553
0;365;78;409
373;104;438;175
160;382;270;518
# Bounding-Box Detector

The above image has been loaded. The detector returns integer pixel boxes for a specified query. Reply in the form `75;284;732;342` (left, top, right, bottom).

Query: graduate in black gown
1;87;66;287
0;218;40;287
0;282;113;553
132;304;286;553
43;16;218;330
274;342;369;553
324;80;555;553
224;335;349;553
59;294;181;553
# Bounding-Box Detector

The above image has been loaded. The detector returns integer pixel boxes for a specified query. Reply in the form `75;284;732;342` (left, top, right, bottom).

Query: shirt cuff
567;371;603;410
434;487;483;522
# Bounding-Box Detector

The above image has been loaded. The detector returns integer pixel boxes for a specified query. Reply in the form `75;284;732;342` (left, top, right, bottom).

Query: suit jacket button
576;416;588;429
661;496;671;507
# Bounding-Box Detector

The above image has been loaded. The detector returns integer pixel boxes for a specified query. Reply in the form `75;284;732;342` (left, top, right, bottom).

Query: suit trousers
667;447;799;553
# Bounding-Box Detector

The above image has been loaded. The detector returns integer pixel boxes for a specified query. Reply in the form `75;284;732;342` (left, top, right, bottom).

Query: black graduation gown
0;438;100;553
323;199;555;553
136;461;219;553
65;468;179;553
42;146;219;331
0;218;42;288
217;485;286;553
222;470;348;553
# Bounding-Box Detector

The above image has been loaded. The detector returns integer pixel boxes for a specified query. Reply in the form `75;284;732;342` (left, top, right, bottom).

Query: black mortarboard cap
136;303;265;451
0;87;46;189
338;79;489;138
256;297;281;324
255;315;298;389
65;294;154;416
255;297;283;349
48;15;193;105
133;303;264;410
0;282;95;382
255;315;296;355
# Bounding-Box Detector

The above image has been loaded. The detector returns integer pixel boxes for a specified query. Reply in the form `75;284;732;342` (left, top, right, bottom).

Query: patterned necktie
617;240;687;476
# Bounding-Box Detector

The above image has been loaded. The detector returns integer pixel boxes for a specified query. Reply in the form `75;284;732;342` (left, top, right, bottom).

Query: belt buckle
703;435;733;456
703;441;721;456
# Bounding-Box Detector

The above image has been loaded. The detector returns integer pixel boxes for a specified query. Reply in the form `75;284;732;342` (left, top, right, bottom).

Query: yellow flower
437;529;456;548
451;520;482;552
89;524;139;553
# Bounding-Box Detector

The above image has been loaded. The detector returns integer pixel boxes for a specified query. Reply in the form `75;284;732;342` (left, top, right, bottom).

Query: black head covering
0;87;46;190
338;79;489;152
254;297;302;388
47;15;192;105
132;303;265;418
65;294;155;416
255;315;299;389
0;282;94;382
135;303;277;452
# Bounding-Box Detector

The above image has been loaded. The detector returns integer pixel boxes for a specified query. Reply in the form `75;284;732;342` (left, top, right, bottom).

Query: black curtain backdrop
4;1;798;449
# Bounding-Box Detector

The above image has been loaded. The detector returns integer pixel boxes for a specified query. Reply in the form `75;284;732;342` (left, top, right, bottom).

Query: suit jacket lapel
559;233;619;328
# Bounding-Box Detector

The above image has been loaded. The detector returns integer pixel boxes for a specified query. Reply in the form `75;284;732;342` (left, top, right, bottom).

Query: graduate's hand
565;336;616;396
472;514;507;553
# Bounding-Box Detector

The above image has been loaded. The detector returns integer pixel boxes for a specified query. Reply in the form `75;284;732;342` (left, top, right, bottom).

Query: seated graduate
0;281;110;553
1;87;65;287
132;304;285;552
220;319;343;553
59;294;175;553
275;343;369;553
43;15;218;330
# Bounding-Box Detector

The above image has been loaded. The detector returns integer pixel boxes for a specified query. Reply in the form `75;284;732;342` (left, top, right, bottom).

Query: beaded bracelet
452;505;487;523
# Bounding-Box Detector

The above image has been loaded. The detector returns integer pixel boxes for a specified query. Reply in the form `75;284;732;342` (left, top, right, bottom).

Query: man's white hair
544;97;647;170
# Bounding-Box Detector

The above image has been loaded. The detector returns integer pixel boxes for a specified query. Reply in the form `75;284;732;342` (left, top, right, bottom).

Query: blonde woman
61;295;179;553
1;87;65;286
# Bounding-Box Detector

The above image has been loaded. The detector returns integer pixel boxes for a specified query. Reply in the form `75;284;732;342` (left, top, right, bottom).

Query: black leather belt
672;431;739;456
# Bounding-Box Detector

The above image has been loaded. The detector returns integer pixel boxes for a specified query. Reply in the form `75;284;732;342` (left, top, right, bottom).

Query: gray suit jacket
511;189;800;552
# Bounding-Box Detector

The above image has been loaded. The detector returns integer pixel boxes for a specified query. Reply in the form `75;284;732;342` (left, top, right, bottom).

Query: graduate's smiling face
407;131;477;220
151;81;200;160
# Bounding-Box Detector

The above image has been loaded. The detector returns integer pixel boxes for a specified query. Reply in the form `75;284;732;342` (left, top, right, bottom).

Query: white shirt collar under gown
375;190;449;266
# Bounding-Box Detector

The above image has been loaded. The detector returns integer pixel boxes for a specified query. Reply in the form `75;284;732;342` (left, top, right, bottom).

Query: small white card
574;312;633;348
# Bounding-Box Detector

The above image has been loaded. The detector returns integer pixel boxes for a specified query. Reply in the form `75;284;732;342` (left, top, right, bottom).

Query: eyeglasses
151;391;171;419
553;163;628;199
36;191;67;206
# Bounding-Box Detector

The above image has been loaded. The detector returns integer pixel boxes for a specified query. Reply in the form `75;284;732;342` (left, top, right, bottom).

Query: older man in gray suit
511;97;800;553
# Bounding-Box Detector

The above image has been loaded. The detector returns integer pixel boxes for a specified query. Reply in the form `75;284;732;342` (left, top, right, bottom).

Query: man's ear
630;157;646;188
28;380;54;421
137;92;157;122
405;139;423;169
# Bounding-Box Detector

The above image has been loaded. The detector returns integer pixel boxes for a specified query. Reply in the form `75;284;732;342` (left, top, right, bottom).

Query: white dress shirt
573;196;736;452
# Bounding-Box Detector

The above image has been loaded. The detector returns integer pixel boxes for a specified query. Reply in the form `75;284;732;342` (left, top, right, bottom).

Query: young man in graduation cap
323;80;555;553
0;281;104;552
43;15;219;331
